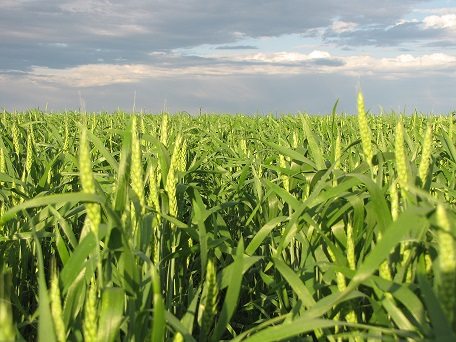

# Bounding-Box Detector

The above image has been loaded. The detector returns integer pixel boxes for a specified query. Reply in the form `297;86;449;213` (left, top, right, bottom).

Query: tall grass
0;100;455;341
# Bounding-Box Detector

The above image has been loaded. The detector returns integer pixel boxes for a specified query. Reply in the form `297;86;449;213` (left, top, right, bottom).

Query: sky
1;0;456;114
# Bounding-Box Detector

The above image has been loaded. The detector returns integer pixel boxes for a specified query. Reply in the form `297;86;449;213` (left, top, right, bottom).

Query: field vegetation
0;93;455;341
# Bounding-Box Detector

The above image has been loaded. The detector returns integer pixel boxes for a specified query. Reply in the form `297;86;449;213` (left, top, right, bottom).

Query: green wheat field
0;93;455;341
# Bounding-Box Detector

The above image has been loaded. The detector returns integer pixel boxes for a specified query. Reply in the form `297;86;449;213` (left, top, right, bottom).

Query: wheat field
0;93;455;341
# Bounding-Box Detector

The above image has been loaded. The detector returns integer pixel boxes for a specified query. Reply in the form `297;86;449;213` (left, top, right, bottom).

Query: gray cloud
216;45;258;50
310;58;345;67
324;21;454;47
424;39;456;48
0;0;431;70
2;0;456;113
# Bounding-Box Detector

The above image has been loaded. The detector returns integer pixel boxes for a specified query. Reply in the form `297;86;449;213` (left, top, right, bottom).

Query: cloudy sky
1;0;456;114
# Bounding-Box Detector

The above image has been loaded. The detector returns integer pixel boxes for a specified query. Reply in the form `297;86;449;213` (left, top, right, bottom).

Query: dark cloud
0;0;431;70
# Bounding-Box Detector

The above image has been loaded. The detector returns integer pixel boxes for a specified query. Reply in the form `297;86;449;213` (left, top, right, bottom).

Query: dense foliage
0;95;455;341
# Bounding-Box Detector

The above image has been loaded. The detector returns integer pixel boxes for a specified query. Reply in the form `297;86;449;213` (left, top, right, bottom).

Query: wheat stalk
0;273;15;342
63;116;69;151
160;113;169;147
418;123;433;186
50;269;66;342
166;134;183;220
357;91;373;168
279;154;290;193
83;279;98;342
12;119;20;157
25;130;33;177
436;205;455;325
395;119;409;191
131;115;146;213
79;127;100;237
199;259;218;339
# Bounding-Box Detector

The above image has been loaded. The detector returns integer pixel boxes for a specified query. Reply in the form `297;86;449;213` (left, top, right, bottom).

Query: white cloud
225;50;334;63
308;50;332;59
331;20;358;33
389;18;419;28
28;64;154;87
239;52;307;63
25;63;303;87
423;14;456;29
342;53;456;77
85;24;149;37
18;51;456;88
